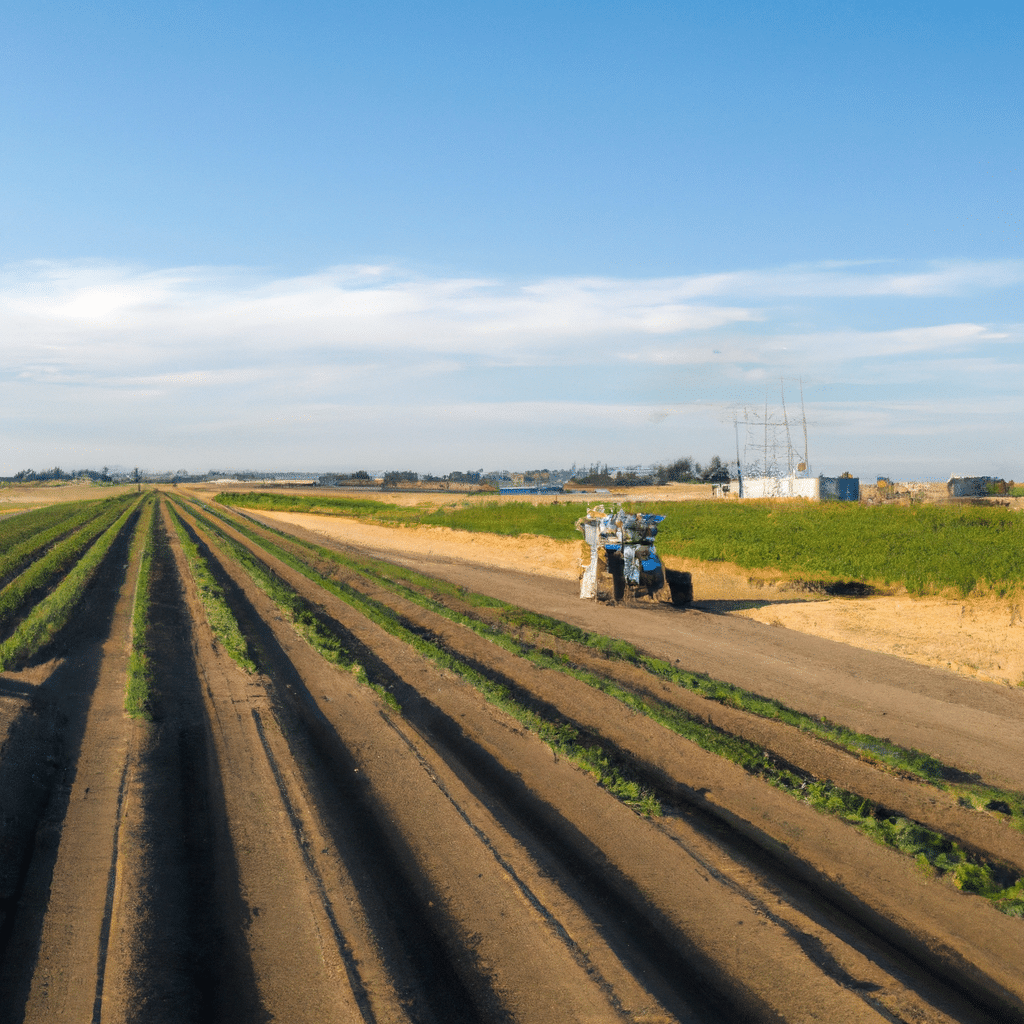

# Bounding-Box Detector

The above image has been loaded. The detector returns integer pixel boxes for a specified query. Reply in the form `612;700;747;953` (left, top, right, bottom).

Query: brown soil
0;483;141;506
1;493;1022;1023
257;510;1024;689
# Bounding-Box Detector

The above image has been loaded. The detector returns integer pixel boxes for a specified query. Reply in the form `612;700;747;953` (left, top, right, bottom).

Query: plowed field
1;493;1022;1024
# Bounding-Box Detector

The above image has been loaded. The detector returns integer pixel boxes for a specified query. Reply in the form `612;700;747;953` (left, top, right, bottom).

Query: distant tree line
9;467;113;483
570;456;731;487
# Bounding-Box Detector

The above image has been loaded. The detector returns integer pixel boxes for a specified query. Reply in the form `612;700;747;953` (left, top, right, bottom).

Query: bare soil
1;494;1023;1023
257;510;1024;689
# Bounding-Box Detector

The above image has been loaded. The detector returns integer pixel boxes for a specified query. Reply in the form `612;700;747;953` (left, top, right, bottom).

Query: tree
655;457;696;484
700;455;730;483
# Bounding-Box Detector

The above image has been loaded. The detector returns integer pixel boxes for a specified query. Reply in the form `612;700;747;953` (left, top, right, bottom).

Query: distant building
498;485;564;495
739;475;859;501
947;476;1002;497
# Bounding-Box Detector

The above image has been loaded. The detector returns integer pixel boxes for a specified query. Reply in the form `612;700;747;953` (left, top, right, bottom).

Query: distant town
2;460;1018;502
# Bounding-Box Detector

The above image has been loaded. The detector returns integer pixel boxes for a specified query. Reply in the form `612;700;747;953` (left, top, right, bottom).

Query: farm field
1;491;1023;1022
218;488;1024;598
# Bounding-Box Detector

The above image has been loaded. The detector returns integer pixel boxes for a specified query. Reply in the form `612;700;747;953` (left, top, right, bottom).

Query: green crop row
0;495;138;638
0;500;112;590
0;499;99;553
167;504;257;673
0;499;142;670
125;498;158;720
219;490;1024;596
166;498;394;709
187;497;659;814
205;505;1024;913
324;547;1024;830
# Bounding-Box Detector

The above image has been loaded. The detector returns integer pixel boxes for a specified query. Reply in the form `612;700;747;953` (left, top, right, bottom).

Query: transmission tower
735;379;810;491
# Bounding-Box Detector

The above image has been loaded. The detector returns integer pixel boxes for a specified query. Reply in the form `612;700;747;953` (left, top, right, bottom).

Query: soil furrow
284;531;1024;793
176;498;671;1023
213;502;1024;1021
190;499;958;1019
2;505;141;1022
163;504;375;1023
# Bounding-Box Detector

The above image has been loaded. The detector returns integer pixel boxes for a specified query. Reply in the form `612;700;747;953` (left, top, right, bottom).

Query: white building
738;475;859;501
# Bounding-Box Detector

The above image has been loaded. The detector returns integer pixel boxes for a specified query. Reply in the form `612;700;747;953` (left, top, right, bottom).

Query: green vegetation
167;504;257;673
205;503;1024;913
125;498;158;719
0;496;138;637
167;498;393;709
189;498;659;814
0;499;97;553
0;499;142;670
0;501;109;588
219;491;1024;596
218;491;437;526
329;549;1024;829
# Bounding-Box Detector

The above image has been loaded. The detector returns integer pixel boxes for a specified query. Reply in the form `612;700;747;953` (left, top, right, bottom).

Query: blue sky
2;1;1021;479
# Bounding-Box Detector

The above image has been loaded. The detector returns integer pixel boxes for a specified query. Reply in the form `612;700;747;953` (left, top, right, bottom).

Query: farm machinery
576;506;688;605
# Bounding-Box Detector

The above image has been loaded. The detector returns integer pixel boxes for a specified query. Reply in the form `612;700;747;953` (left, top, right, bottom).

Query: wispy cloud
671;259;1024;299
1;258;1020;475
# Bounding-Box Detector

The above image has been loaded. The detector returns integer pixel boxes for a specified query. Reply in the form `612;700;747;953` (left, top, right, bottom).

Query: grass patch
0;499;142;670
167;504;257;673
125;497;158;719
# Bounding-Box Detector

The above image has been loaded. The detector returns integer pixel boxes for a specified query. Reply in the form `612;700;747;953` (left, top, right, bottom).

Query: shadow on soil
133;508;267;1024
178;512;485;1024
0;513;136;1021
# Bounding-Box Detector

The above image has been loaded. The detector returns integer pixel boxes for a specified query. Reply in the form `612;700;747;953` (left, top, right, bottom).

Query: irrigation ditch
0;490;1021;1023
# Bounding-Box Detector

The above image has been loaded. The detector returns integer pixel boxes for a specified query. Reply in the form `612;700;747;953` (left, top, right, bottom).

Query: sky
1;1;1021;480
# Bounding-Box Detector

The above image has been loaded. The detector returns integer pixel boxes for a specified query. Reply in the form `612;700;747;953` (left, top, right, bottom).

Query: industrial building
736;475;860;501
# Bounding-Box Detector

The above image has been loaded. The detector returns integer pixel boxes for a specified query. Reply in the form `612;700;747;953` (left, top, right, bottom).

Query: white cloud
1;257;1020;475
672;259;1024;299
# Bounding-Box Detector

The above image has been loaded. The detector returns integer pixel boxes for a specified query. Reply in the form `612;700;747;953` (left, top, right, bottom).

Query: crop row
0;495;138;636
0;499;109;585
0;498;101;552
125;497;158;719
0;496;143;670
220;489;1024;596
169;495;662;812
194;496;1024;915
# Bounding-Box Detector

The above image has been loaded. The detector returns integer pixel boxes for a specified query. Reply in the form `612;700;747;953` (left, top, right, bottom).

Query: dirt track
1;495;1022;1023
